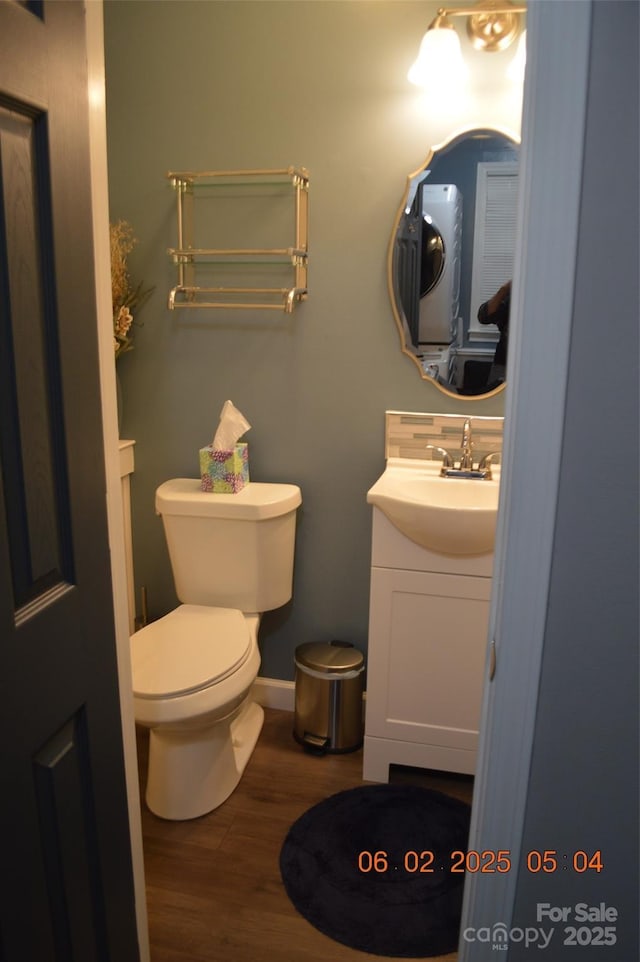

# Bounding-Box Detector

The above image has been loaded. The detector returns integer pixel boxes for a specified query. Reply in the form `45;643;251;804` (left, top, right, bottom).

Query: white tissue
212;400;251;450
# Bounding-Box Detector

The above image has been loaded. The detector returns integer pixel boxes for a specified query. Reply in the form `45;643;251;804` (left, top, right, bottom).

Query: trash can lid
295;641;364;674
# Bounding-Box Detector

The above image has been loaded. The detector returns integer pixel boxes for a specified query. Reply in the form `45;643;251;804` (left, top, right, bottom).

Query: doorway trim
458;2;593;957
86;3;150;959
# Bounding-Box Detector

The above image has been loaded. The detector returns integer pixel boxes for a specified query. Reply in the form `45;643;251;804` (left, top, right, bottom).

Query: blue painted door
0;3;139;959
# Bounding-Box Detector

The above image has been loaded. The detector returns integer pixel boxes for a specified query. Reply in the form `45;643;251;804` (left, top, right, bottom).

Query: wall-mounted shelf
167;167;309;313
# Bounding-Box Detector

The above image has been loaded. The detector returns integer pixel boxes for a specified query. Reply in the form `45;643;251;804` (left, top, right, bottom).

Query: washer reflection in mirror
389;128;520;398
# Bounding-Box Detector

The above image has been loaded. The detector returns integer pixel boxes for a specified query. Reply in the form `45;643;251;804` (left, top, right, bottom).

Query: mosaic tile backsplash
385;411;504;466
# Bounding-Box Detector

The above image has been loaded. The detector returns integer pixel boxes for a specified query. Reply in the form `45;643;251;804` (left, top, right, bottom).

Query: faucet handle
478;451;501;478
478;451;500;470
426;444;453;469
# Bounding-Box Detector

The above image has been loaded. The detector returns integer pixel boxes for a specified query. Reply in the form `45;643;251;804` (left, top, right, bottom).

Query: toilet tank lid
156;478;302;520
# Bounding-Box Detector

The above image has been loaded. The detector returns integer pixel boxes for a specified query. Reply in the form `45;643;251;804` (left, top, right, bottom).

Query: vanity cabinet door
365;566;491;771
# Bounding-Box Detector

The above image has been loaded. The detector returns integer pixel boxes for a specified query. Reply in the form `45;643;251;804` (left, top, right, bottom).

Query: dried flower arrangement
110;220;153;360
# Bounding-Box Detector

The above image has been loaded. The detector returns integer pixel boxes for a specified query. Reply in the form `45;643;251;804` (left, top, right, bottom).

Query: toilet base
145;699;264;820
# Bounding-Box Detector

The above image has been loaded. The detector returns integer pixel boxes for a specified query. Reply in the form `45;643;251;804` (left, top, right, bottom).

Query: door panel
0;3;139;959
0;98;73;611
33;709;109;962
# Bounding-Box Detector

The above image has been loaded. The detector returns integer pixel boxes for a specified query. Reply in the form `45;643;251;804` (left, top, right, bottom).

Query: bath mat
279;783;470;958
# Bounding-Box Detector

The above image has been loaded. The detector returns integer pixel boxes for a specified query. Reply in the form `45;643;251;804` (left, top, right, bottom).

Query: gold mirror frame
388;125;521;401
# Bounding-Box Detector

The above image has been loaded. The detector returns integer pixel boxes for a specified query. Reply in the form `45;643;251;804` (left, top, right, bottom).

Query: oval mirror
389;128;520;398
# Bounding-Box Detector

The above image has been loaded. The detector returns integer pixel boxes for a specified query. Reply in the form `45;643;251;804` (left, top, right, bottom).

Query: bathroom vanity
363;509;492;781
363;411;501;783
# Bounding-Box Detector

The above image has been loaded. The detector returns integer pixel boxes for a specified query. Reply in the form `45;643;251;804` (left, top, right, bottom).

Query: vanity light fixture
408;0;526;88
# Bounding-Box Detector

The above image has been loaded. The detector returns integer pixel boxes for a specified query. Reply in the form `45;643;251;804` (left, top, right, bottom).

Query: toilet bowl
131;606;263;820
130;479;301;821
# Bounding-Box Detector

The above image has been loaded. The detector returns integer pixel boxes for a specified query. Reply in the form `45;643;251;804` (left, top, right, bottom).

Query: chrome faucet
426;418;500;480
459;418;474;470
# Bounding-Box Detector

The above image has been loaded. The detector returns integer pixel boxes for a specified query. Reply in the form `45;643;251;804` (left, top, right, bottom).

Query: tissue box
199;442;249;493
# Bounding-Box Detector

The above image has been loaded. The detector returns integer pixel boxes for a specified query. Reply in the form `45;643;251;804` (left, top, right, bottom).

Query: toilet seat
131;605;251;700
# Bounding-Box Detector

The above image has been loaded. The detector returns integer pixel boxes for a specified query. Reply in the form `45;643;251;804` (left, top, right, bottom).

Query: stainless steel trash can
293;641;365;753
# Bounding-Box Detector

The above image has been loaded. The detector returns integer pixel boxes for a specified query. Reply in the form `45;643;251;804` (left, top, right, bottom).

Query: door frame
458;1;593;956
86;1;595;958
85;4;149;959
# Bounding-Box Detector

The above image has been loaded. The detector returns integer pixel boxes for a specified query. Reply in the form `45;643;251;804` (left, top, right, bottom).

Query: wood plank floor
136;708;474;962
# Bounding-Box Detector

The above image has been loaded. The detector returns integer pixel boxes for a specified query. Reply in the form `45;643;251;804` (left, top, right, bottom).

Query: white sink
367;458;500;555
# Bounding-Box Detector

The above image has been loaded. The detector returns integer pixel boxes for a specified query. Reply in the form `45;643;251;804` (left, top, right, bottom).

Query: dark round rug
279;783;471;958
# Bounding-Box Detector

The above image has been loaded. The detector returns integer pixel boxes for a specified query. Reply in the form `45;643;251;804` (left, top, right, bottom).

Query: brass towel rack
167;167;309;313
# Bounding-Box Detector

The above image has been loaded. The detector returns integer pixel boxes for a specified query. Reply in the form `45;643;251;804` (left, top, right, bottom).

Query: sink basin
367;458;500;555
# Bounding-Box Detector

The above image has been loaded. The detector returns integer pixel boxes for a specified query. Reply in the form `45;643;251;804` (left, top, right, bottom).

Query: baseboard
252;676;296;712
252;676;367;714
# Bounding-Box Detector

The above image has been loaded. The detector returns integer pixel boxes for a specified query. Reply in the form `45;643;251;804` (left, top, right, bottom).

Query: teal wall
104;0;520;679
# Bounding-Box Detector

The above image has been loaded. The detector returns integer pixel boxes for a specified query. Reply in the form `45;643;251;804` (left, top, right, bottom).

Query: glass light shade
408;25;469;89
507;30;527;83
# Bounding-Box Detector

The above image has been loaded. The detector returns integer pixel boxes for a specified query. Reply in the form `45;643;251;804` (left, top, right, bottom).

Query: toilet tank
155;479;302;612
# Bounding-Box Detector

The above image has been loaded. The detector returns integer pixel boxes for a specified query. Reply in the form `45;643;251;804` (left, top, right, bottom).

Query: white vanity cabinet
363;507;493;783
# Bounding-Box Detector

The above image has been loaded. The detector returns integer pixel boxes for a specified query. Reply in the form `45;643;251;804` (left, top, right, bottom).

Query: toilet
130;477;302;820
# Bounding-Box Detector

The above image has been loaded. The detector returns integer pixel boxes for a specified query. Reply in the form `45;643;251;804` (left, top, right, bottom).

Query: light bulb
408;25;469;90
507;30;527;83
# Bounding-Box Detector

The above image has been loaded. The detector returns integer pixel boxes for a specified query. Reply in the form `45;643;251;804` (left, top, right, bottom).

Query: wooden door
0;2;139;959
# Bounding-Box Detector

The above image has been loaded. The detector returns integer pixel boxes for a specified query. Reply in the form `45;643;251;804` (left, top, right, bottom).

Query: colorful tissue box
199;442;249;493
